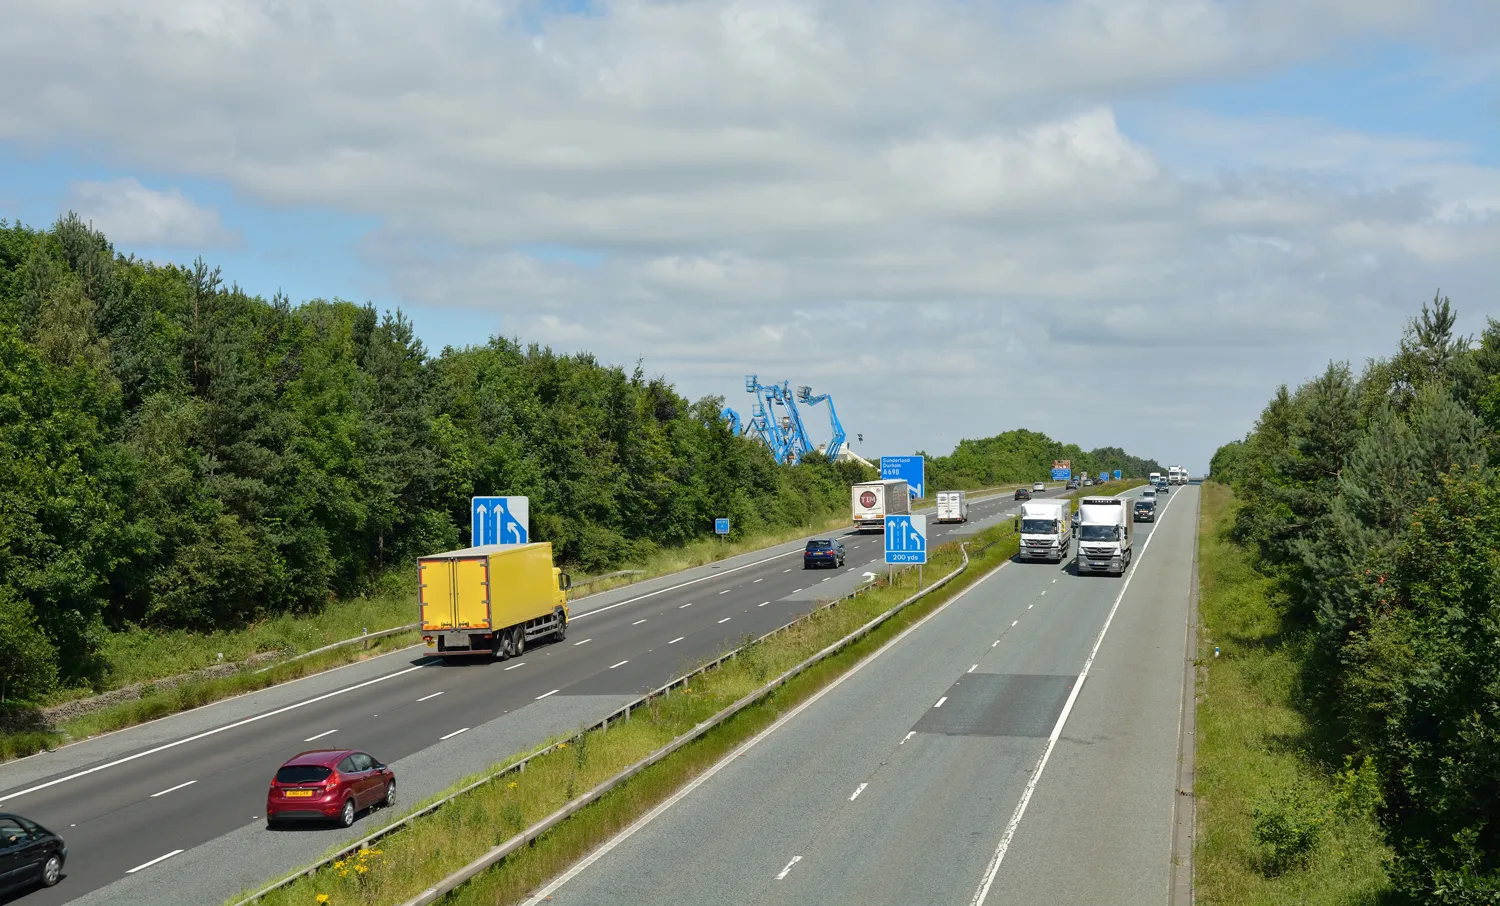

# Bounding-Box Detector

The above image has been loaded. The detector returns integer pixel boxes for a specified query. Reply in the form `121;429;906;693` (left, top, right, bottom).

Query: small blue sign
715;518;730;535
881;455;925;499
472;496;529;546
1113;469;1122;481
885;514;928;565
1099;472;1109;483
1051;467;1071;481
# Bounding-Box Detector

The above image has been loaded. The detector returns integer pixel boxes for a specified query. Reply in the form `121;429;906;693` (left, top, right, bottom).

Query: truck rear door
419;556;492;630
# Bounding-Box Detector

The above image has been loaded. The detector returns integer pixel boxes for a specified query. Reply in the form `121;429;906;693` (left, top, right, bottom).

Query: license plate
443;632;469;648
285;790;314;798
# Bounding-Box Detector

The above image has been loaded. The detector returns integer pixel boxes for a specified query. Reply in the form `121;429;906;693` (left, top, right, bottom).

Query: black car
0;813;65;895
1066;479;1080;490
1014;487;1031;500
803;539;846;569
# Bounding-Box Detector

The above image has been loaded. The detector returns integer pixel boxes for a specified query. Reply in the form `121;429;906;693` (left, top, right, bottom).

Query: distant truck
1076;496;1134;576
935;490;969;524
852;478;911;531
1149;471;1161;486
419;542;571;659
1018;499;1071;562
1168;466;1184;485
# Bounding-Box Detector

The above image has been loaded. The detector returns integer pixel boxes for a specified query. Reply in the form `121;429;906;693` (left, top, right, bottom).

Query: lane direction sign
472;496;529;546
884;514;927;565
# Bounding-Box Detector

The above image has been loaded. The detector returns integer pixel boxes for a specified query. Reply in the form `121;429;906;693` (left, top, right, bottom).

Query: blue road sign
881;455;925;499
884;514;928;565
1099;472;1109;483
715;518;730;535
1051;467;1071;481
1113;469;1122;480
471;496;529;546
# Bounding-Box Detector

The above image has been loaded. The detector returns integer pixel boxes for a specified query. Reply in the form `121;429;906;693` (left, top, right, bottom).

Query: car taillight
325;772;340;786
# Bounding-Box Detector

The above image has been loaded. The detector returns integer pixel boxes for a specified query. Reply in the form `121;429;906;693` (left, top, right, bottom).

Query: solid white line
668;637;685;645
632;619;647;626
609;660;629;669
571;547;807;621
850;783;868;801
718;617;731;624
679;602;694;609
574;638;592;646
901;731;916;744
520;556;1013;906
440;727;469;741
970;488;1177;906
303;728;338;742
127;850;183;873
934;696;948;709
504;661;526;671
536;689;559;700
776;855;803;880
0;663;426;807
417;692;444;702
149;780;196;798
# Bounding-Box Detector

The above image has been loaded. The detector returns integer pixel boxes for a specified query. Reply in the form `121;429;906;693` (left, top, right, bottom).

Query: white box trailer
852;479;910;531
935;490;969;524
1018;499;1070;562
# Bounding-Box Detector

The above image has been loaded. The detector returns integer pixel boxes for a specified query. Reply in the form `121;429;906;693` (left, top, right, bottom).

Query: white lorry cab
1075;496;1134;576
851;478;911;531
935;490;969;524
1018;499;1070;562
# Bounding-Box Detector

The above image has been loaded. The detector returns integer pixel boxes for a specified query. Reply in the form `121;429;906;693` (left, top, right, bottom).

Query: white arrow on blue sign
881;456;925;499
472;496;529;547
715;518;730;535
884;514;927;565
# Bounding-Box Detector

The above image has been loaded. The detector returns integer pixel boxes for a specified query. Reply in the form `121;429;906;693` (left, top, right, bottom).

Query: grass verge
1194;481;1392;905
235;524;1020;906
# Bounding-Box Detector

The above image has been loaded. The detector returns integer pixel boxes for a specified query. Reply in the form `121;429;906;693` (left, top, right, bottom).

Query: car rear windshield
806;541;834;551
276;765;333;784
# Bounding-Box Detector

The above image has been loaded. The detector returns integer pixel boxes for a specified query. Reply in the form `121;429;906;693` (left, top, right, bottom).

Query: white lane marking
303;728;338;742
1029;604;1034;610
759;601;769;607
0;663;427;807
992;640;999;647
934;696;948;708
718;617;731;624
609;660;629;669
792;588;803;593
668;636;685;645
1012;620;1019;627
149;780;196;798
574;638;592;646
504;661;526;671
536;689;559;700
679;602;694;609
719;589;731;595
754;578;763;583
776;856;803;880
822;577;831;582
572;547;808;620
970;487;1178;906
901;731;916;744
969;664;978;673
127;850;184;874
519;557;1013;906
1053;578;1057;583
632;619;647;626
440;727;469;741
1040;590;1046;596
417;692;444;702
850;783;868;801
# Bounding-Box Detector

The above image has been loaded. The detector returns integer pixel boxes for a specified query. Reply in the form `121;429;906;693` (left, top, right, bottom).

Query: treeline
924;429;1162;489
0;216;870;698
1210;295;1500;903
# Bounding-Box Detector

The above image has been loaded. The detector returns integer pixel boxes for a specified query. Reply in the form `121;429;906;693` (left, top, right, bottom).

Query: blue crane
796;385;847;460
771;381;815;464
720;407;742;437
743;375;792;464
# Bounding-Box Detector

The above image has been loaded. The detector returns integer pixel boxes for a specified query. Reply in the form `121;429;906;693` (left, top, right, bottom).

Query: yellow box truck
418;543;571;660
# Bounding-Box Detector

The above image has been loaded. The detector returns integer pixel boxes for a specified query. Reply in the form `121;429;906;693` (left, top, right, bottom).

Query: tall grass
238;526;1020;906
1194;481;1393;905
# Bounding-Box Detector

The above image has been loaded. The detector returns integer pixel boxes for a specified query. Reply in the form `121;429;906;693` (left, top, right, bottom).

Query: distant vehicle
935;490;969;524
1032;482;1046;492
1169;466;1185;485
419;542;570;659
1083;478;1094;486
1149;471;1161;486
803;539;846;569
1076;496;1134;576
0;813;66;894
1066;478;1080;490
1018;499;1071;562
1133;497;1156;522
267;749;396;829
1014;487;1031;500
1141;487;1157;503
852;478;911;532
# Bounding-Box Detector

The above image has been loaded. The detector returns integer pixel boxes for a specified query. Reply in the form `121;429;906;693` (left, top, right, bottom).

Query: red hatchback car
265;749;395;829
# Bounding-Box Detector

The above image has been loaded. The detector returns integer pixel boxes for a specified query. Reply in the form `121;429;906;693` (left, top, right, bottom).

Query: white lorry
935;490;969;524
1168;466;1184;485
852;478;911;531
1075;496;1134;576
1018;499;1071;562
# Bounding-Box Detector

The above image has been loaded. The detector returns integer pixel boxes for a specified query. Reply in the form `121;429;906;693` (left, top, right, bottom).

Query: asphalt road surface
0;486;1068;905
520;483;1198;906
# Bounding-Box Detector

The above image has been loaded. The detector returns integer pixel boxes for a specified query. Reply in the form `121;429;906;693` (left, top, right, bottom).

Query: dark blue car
803;539;846;569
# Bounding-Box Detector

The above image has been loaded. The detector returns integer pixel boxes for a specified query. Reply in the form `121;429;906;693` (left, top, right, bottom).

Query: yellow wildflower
508;782;518;790
316;896;329;905
355;864;369;874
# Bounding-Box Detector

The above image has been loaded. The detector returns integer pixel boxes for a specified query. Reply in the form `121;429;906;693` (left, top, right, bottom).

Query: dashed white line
776;856;803;880
440;727;469;741
792;588;803;593
303;728;338;742
901;731;916;744
1012;620;1019;627
609;660;629;669
679;602;694;609
536;689;559;700
969;664;978;673
992;640;1000;647
783;568;792;573
759;601;769;607
1040;590;1046;596
574;638;592;646
127;850;184;874
504;662;526;671
850;783;868;801
718;617;731;624
718;589;731;595
668;636;685;644
753;578;763;583
934;696;948;709
149;780;196;798
416;691;444;702
632;619;647;626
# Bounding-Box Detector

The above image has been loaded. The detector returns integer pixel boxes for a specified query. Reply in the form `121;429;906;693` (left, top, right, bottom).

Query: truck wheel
512;626;526;657
552;608;567;642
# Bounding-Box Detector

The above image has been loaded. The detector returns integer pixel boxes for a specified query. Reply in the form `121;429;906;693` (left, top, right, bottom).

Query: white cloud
3;0;1497;471
64;178;236;249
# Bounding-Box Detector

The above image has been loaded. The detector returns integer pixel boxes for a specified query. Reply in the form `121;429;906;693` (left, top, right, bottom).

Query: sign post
880;456;926;500
471;496;530;546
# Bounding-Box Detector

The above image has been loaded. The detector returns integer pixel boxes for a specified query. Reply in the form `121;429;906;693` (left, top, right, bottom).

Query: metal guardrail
252;623;421;675
229;545;970;906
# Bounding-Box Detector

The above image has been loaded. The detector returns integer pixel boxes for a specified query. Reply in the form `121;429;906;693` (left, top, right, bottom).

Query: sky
3;1;1498;475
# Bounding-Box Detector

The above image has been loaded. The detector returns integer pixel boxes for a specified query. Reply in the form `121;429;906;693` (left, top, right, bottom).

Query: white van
935;491;969;524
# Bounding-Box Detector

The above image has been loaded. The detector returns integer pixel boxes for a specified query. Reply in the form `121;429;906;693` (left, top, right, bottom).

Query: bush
1252;788;1325;876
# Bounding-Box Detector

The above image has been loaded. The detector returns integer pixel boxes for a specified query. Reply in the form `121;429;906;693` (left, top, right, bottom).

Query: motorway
522;483;1199;906
0;487;1061;905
